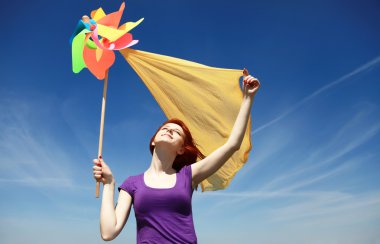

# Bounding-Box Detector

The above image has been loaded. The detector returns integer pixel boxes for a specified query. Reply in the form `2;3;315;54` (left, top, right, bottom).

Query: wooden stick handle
96;70;109;198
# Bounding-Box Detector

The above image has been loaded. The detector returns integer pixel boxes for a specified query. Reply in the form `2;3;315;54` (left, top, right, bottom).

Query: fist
93;157;114;185
243;68;260;96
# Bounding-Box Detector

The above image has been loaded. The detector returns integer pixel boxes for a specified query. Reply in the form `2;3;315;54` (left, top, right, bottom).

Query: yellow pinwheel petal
119;18;144;33
97;18;144;42
91;7;106;21
97;24;126;42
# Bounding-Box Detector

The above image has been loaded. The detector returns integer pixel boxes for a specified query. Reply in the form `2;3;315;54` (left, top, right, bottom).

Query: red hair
149;118;205;172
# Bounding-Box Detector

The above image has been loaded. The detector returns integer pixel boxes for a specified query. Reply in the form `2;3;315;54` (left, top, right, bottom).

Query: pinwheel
69;2;143;197
70;2;143;80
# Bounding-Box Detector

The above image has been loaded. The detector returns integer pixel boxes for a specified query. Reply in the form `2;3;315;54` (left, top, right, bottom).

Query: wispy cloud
237;123;295;176
267;152;374;193
253;55;380;135
197;188;380;232
269;191;380;223
197;188;380;244
0;95;75;189
0;178;73;187
256;111;380;192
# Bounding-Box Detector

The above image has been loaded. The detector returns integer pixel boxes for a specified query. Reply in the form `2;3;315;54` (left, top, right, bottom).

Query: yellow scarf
120;48;252;191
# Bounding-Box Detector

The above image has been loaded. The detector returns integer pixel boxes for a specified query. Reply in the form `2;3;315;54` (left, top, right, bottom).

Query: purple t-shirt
118;165;197;244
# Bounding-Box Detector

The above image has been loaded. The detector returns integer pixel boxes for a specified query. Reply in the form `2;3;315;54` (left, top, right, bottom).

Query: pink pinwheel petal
91;28;109;50
126;40;139;48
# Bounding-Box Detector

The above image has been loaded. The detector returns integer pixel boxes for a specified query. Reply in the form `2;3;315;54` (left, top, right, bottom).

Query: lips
162;134;173;139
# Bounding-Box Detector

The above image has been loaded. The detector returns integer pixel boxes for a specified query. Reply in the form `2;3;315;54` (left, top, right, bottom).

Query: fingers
91;157;114;184
243;75;261;96
243;75;259;86
93;158;103;181
243;68;249;76
93;158;102;166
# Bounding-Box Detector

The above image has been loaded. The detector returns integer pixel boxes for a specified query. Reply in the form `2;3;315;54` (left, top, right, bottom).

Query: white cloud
252;55;380;135
257;115;380;193
0;95;75;189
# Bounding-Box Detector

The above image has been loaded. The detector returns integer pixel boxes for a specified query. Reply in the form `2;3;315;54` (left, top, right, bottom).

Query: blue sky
1;0;380;243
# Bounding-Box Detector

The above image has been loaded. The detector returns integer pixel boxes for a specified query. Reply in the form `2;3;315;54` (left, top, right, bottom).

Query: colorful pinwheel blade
97;17;143;42
72;30;90;73
83;45;115;80
96;2;125;28
91;7;106;21
118;18;144;34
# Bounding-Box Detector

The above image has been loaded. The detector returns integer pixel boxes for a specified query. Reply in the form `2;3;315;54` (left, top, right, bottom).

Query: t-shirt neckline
142;171;178;190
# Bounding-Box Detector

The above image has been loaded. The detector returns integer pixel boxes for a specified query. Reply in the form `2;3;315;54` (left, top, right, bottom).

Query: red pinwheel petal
111;33;133;50
83;45;115;80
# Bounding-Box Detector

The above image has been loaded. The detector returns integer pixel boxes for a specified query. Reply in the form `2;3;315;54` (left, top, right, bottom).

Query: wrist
243;94;254;102
104;177;115;186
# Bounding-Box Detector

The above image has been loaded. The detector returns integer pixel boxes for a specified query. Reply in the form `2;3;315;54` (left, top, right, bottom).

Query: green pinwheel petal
86;39;98;49
71;29;90;73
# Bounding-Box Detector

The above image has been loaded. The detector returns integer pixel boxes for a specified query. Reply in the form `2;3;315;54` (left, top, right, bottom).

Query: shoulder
121;174;140;185
179;165;195;189
118;174;142;196
179;164;193;176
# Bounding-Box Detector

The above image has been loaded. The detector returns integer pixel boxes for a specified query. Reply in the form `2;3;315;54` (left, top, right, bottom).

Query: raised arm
93;158;133;241
191;69;260;186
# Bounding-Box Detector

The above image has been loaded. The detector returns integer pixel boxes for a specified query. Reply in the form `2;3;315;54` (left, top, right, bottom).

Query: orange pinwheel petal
83;45;115;80
96;2;125;28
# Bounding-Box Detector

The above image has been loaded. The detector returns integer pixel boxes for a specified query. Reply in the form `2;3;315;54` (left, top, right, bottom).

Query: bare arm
191;70;260;186
93;159;132;241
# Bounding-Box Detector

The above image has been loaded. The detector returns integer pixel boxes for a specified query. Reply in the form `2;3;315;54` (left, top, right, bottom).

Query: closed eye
162;127;182;136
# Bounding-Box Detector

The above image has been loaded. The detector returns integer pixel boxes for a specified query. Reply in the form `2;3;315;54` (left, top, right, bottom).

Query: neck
147;146;177;175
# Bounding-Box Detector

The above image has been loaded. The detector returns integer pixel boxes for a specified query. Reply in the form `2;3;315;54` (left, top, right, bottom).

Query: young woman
93;72;260;243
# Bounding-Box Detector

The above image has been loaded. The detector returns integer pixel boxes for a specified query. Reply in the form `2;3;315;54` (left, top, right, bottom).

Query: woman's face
153;123;185;154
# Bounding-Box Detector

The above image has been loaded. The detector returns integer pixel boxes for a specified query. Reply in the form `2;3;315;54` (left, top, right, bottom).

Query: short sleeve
118;176;136;199
184;164;192;180
180;165;194;192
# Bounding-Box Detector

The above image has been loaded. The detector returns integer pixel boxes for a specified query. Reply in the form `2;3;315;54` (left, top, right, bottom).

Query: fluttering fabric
120;48;252;192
